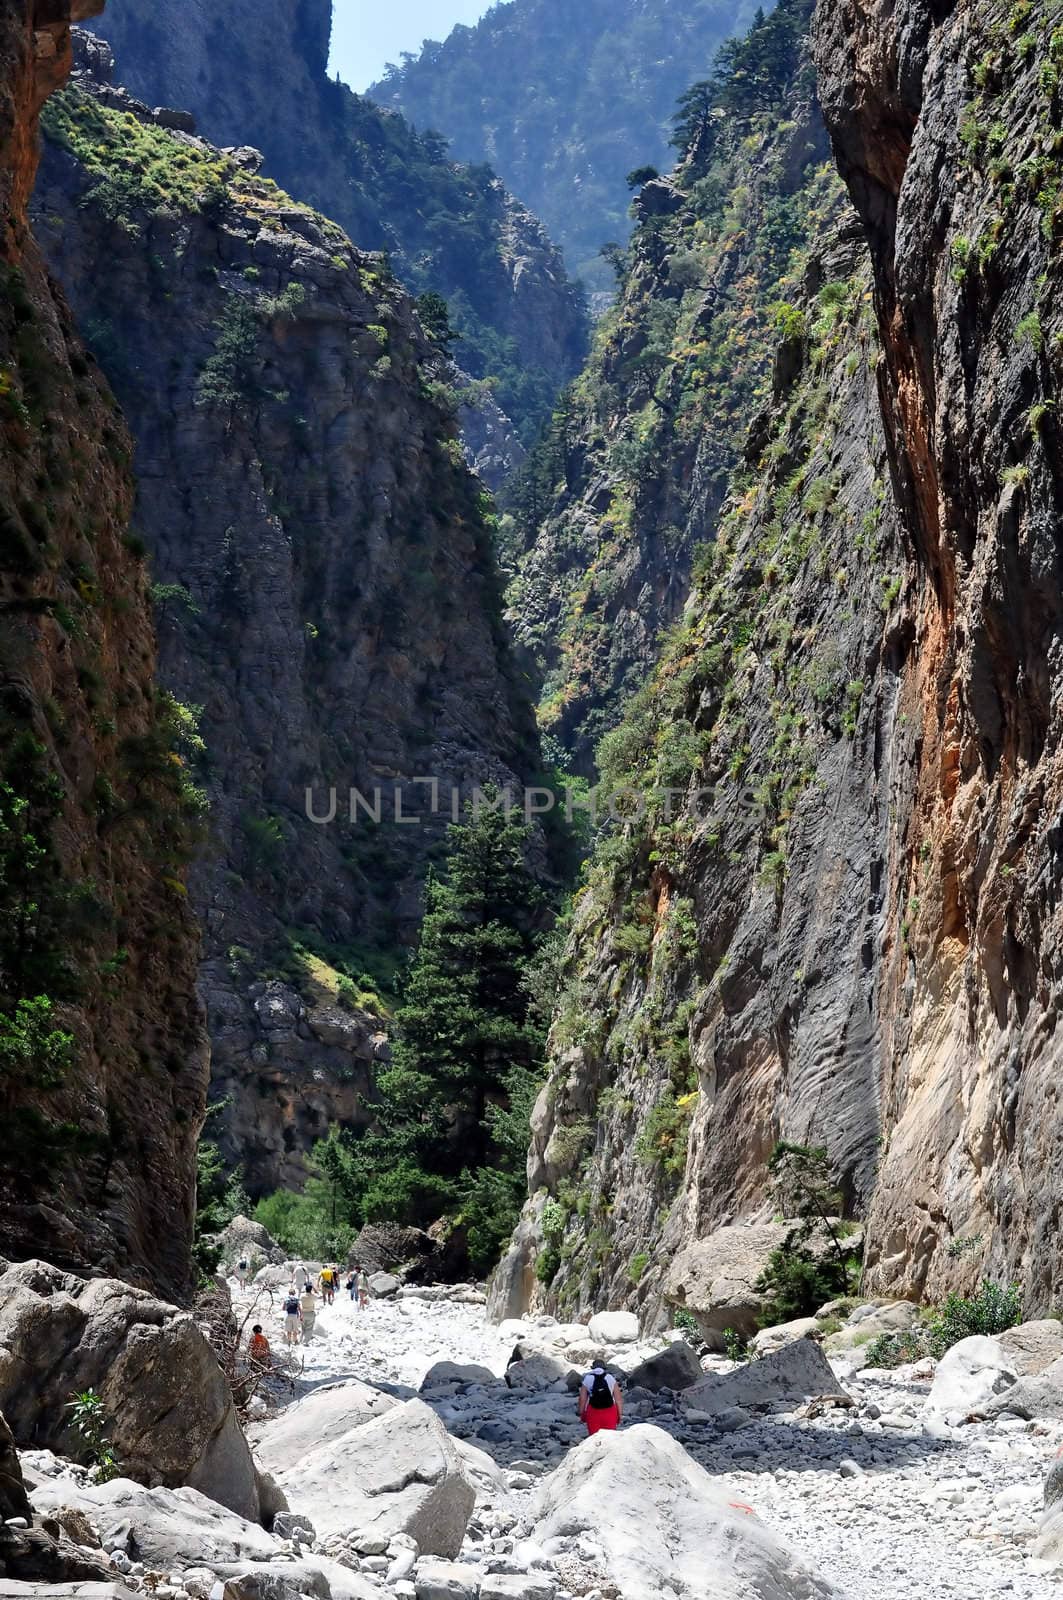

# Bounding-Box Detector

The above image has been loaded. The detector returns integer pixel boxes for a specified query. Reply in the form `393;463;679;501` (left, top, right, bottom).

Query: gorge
3;0;1063;1593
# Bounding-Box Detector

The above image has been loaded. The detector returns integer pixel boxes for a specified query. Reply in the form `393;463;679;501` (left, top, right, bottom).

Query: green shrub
66;1390;119;1482
863;1328;928;1369
755;1244;857;1323
673;1306;699;1337
628;1251;650;1283
926;1281;1022;1356
536;1245;562;1285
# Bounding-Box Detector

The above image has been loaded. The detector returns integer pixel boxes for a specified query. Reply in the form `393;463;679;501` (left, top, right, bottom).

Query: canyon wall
496;0;1063;1323
33;42;538;1192
0;0;206;1299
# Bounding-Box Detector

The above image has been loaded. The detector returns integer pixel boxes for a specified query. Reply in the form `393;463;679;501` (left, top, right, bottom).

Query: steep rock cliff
504;1;829;770
0;0;206;1298
34;47;538;1192
813;0;1063;1306
85;0;588;448
497;0;1063;1324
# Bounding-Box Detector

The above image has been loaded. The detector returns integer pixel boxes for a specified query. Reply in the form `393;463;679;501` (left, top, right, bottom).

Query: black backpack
284;1295;299;1315
587;1369;614;1409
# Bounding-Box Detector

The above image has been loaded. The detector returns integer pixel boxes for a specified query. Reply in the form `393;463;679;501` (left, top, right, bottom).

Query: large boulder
504;1351;572;1393
923;1337;1018;1420
983;1353;1063;1421
250;1379;398;1477
420;1362;498;1392
683;1338;845;1417
625;1342;703;1393
530;1424;840;1598
751;1317;820;1357
998;1321;1063;1377
664;1221;862;1340
369;1272;401;1299
264;1399;475;1556
216;1216;286;1271
1036;1450;1063;1566
587;1312;638;1345
28;1477;280;1567
0;1260;258;1521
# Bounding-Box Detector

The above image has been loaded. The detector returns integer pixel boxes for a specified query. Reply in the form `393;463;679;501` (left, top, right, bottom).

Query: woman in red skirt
578;1363;624;1434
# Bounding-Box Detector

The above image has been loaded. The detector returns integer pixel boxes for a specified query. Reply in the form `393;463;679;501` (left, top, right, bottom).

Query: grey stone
625;1343;702;1393
0;1262;258;1520
264;1399;475;1556
683;1338;846;1416
415;1558;480;1600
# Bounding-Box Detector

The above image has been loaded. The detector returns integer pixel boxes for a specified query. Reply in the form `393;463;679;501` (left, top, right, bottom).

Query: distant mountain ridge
369;0;765;292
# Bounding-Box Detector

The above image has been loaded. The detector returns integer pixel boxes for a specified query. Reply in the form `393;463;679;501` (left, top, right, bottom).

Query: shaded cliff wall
84;0;588;449
0;0;206;1299
34;48;539;1192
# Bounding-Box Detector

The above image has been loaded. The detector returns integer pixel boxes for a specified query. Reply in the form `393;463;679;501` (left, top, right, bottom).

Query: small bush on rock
863;1280;1022;1368
926;1281;1022;1356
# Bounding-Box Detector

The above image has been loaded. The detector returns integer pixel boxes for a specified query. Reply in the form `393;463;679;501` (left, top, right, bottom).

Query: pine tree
390;796;545;1170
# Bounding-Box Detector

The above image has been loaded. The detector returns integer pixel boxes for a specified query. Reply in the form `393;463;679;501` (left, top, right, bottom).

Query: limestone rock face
0;0;206;1297
260;1398;476;1556
812;0;1063;1307
0;1260;257;1521
530;1422;841;1598
502;0;1063;1324
34;46;538;1191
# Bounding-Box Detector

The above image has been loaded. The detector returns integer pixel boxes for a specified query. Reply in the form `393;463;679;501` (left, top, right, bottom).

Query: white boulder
530;1423;840;1598
249;1379;397;1476
587;1312;639;1345
263;1398;475;1556
751;1317;820;1357
923;1336;1018;1420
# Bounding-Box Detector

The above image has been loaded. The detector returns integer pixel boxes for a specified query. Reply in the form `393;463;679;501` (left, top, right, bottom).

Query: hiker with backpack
299;1283;317;1342
578;1363;623;1434
318;1265;336;1305
235;1256;251;1288
282;1286;302;1346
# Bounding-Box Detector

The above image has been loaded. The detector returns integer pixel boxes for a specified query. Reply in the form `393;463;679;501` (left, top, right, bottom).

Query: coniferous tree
256;798;550;1264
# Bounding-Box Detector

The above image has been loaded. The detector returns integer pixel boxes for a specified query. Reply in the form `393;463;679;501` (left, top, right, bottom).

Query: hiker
294;1263;310;1294
248;1324;270;1365
318;1264;336;1305
282;1286;302;1346
356;1265;370;1309
578;1363;623;1434
346;1270;356;1301
299;1283;317;1342
235;1256;251;1288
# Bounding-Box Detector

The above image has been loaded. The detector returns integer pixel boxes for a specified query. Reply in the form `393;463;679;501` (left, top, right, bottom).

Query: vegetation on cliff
86;0;588;446
370;0;763;290
501;0;827;767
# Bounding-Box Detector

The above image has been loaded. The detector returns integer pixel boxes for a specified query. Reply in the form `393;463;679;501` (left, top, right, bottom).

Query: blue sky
329;0;495;92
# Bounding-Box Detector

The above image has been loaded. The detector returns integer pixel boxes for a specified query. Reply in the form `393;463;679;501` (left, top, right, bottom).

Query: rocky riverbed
7;1267;1063;1600
237;1278;1063;1599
